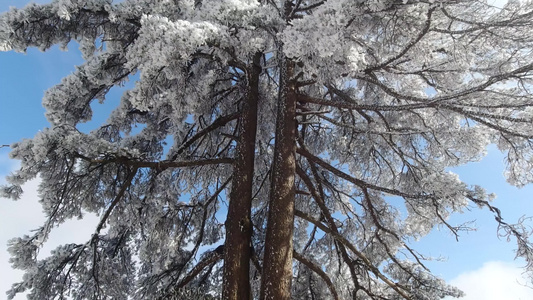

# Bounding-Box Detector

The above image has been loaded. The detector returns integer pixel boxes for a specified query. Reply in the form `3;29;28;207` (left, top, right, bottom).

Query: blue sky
1;1;533;299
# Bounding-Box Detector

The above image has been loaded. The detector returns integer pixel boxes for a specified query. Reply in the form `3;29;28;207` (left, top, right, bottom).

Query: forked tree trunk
260;57;296;300
222;53;262;300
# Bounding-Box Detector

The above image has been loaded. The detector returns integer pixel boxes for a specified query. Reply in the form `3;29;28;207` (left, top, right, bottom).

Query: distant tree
2;0;533;299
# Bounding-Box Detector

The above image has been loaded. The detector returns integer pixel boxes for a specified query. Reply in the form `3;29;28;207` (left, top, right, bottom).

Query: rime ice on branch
2;0;533;299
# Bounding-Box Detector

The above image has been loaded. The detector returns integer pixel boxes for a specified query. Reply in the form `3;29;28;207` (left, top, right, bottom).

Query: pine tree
2;1;533;299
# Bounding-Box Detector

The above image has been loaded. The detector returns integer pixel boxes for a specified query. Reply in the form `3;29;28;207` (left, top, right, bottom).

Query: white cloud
444;261;533;300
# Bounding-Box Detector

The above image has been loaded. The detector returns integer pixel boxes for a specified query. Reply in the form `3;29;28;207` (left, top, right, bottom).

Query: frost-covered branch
468;194;533;270
177;246;224;289
294;209;412;300
93;167;138;235
295;164;364;295
293;250;340;300
173;113;239;157
370;7;435;71
297;147;430;200
79;155;233;170
179;177;231;282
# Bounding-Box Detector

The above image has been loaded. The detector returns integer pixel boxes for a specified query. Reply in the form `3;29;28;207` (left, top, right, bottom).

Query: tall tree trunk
260;56;296;300
222;53;262;300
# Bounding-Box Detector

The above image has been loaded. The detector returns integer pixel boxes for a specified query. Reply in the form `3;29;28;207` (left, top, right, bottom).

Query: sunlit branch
456;108;531;123
84;167;138;294
326;85;373;122
362;187;432;277
298;145;464;283
432;4;533;36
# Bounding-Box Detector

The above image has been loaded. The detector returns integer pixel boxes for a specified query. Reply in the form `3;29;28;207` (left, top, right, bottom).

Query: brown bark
260;58;297;300
222;52;262;300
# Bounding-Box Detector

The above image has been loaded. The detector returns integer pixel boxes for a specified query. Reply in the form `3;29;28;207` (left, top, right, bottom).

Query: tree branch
294;209;412;299
174;113;239;157
94;167;138;236
297;147;426;200
370;7;435;71
297;93;432;112
84;156;233;171
177;248;223;288
296;164;363;294
179;177;232;280
293;250;340;300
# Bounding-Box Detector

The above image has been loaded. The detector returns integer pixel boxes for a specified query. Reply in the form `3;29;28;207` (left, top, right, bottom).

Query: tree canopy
2;0;533;299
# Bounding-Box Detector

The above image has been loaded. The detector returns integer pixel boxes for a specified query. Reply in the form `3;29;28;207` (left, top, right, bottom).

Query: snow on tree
1;0;533;299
